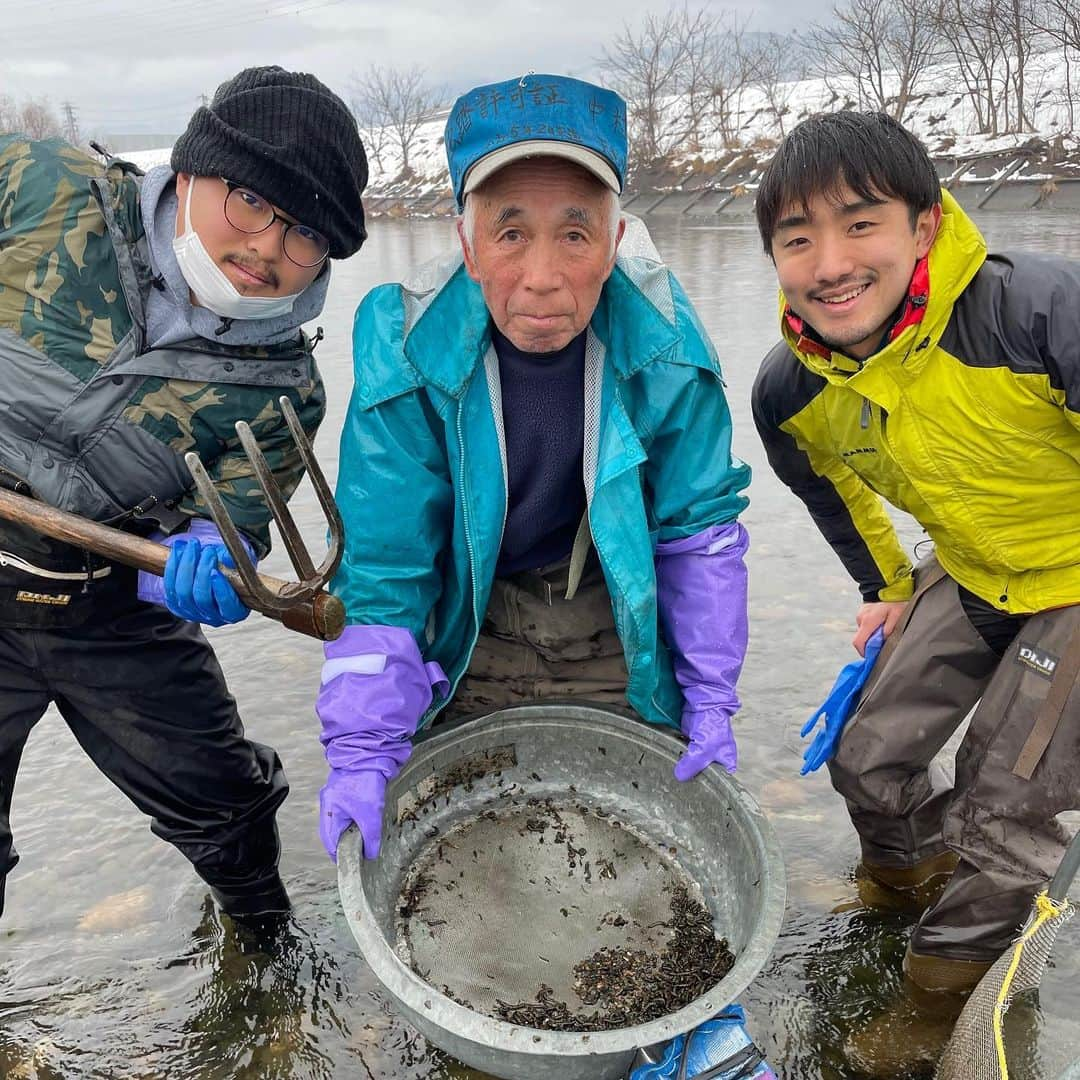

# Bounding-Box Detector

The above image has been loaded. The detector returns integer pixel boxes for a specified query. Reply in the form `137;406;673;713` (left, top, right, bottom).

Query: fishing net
935;892;1075;1080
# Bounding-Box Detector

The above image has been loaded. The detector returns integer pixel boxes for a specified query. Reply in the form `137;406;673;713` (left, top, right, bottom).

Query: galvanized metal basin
338;702;786;1080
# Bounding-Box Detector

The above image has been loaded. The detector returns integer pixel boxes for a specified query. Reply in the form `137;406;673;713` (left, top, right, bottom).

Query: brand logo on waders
15;590;72;605
1017;641;1058;680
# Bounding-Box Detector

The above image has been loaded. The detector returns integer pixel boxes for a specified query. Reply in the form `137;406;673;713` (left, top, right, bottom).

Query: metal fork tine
180;395;344;620
183;451;289;611
278;396;344;582
234;420;318;581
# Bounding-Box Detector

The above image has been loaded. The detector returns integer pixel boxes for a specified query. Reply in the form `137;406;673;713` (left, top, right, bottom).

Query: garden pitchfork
0;397;345;641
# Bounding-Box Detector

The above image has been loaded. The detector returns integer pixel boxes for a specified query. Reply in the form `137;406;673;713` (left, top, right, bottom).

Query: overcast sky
6;0;830;141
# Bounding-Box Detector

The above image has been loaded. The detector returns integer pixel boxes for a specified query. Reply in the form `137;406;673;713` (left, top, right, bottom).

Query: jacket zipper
582;333;675;726
446;403;481;713
430;357;509;721
860;398;889;439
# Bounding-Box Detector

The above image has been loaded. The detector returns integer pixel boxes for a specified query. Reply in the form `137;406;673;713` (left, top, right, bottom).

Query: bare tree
809;0;946;119
599;7;696;163
0;97;64;139
348;86;391;175
599;4;761;168
934;0;1047;133
349;65;441;177
1006;0;1037;130
0;94;17;134
709;11;763;146
680;5;726;150
1039;0;1080;46
747;34;806;139
935;0;1002;131
61;101;80;146
989;0;1048;130
1035;0;1080;127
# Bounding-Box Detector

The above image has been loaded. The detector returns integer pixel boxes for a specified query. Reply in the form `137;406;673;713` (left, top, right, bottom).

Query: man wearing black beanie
0;65;366;930
171;65;367;261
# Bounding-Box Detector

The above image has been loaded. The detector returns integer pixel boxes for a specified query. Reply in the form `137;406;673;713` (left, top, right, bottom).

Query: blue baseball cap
445;73;627;210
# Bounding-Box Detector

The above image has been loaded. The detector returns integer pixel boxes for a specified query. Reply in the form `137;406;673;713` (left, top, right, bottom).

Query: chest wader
0;468;291;921
441;526;631;724
906;600;1080;981
827;554;1080;982
0;234;303;926
0;566;290;921
0;431;292;921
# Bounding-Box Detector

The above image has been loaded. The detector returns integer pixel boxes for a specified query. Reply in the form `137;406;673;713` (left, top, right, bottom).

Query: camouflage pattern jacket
0;136;326;560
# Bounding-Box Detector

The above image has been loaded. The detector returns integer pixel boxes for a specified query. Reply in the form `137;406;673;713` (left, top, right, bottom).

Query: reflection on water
3;212;1079;1079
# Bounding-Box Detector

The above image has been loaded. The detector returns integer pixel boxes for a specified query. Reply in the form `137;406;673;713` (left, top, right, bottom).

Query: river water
3;212;1078;1080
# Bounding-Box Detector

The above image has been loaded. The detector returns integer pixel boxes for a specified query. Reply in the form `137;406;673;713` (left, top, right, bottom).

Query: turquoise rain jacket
333;240;750;728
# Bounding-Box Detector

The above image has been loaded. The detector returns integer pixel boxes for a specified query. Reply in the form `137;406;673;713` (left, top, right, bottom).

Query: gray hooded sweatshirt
139;165;330;349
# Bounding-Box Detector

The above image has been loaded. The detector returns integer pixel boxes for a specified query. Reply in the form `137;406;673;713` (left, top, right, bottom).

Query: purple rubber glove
317;624;449;861
656;522;749;781
137;519;256;626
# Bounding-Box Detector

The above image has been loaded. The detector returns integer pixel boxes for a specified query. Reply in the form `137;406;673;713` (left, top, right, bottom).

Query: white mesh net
936;895;1075;1080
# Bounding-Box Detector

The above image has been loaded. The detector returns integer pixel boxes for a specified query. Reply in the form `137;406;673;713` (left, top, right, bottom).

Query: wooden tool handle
0;488;344;641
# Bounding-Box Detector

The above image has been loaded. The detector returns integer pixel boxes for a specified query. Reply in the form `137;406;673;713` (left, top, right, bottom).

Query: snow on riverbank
122;50;1080;207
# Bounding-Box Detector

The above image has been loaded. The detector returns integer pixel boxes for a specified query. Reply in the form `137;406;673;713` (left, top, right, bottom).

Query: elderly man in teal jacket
317;74;752;860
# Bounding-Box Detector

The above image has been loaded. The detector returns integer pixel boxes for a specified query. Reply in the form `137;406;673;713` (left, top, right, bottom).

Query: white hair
460;184;623;259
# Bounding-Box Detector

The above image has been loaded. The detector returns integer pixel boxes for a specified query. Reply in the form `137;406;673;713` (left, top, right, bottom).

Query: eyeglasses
221;179;330;267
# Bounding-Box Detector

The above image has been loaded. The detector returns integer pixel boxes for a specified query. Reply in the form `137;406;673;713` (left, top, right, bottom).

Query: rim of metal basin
337;702;786;1077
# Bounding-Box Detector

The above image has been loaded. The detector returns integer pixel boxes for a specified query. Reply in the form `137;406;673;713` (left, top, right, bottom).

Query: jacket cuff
655;520;747;557
874;575;916;603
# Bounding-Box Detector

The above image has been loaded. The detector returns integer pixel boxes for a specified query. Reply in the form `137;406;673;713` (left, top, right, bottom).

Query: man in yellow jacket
752;111;1080;1009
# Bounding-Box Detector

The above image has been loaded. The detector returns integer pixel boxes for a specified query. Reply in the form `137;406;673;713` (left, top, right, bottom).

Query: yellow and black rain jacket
752;191;1080;615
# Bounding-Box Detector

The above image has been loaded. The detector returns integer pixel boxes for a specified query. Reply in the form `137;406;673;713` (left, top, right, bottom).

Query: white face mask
171;177;302;321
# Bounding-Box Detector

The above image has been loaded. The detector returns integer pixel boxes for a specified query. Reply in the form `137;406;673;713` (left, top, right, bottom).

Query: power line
7;0;275;37
9;0;352;54
74;96;207;118
9;0;355;132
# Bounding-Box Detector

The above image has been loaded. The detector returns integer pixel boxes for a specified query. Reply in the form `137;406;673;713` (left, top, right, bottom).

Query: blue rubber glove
800;627;886;775
163;536;249;626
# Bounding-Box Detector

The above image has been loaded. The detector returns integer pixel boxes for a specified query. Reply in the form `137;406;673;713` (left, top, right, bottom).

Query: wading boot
210;875;291;920
844;943;995;1077
212;876;292;955
852;850;959;915
230;910;295;956
843;987;965;1078
903;943;995;997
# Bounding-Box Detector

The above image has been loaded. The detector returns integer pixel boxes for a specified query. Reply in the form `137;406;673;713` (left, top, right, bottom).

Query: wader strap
897;559;949;636
873;557;950;671
564;512;592;601
1013;615;1080;781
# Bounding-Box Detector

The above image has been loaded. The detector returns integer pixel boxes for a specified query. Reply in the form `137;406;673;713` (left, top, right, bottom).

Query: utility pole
61;100;79;145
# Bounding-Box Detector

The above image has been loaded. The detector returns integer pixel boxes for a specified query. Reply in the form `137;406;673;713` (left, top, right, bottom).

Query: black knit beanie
171;66;367;259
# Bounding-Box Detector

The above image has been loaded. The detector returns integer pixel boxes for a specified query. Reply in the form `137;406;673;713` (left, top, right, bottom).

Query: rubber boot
903;943;994;996
844;942;995;1077
854;850;959;915
843;990;963;1078
209;874;291;920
